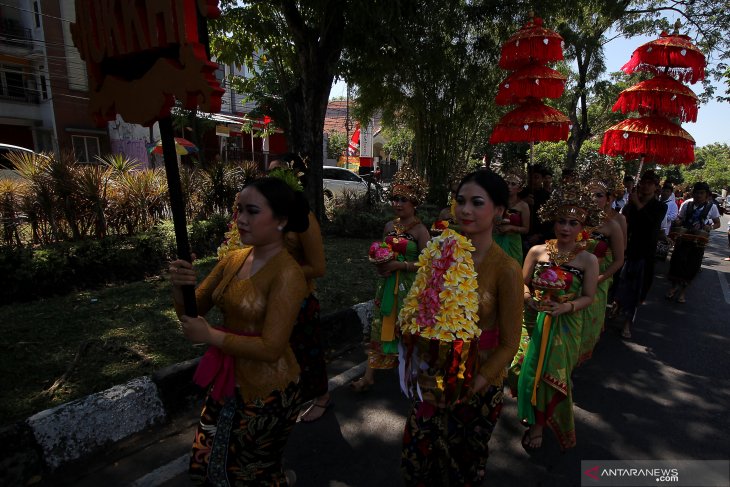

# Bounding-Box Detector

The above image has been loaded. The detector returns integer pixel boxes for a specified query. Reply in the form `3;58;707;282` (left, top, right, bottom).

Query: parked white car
322;166;368;200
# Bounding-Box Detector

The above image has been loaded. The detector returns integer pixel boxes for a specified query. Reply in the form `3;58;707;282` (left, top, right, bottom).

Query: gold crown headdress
578;156;622;197
390;164;429;205
539;182;604;227
499;167;527;188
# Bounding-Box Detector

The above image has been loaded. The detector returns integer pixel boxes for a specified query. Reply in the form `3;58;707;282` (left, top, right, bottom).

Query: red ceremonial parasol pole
635;157;644;182
71;0;224;316
160;117;197;316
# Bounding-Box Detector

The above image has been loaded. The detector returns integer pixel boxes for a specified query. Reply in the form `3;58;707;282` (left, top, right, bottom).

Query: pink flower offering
533;268;566;290
368;241;395;264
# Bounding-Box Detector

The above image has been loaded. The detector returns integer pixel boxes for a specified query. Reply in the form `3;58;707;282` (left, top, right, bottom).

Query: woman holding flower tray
399;170;524;486
516;183;600;452
350;165;430;392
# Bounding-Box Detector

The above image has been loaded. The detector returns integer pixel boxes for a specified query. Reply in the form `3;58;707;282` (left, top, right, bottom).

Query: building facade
0;0;54;152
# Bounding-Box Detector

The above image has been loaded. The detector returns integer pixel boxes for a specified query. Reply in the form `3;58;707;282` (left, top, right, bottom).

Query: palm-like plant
47;151;83;240
197;160;240;217
110;168;169;234
97;153;141;175
74;164;112;238
179;166;205;221
0;178;27;246
7;151;58;244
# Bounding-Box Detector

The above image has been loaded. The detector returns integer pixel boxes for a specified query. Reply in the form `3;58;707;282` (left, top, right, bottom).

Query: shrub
0;217;230;305
323;197;442;239
0;224;178;304
190;214;231;256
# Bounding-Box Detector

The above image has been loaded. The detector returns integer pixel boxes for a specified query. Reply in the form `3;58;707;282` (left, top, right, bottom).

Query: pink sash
192;328;261;401
478;327;499;351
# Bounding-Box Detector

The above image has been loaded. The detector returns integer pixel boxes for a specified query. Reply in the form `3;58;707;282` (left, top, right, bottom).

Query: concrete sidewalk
0;302;374;487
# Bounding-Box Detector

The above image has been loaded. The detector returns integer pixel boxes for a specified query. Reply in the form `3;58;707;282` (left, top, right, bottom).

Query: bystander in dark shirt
623;198;667;260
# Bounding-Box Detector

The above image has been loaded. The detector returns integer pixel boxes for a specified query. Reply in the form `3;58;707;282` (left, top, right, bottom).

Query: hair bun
284;191;311;233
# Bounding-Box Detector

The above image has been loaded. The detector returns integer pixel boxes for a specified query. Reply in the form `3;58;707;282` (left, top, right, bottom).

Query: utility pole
345;85;351;170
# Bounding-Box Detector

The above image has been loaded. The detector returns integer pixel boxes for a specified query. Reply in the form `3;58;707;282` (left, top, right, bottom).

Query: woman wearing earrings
268;155;332;423
517;183;600;451
401;170;523;486
578;170;624;364
494;169;530;265
350;165;430;391
170;177;310;485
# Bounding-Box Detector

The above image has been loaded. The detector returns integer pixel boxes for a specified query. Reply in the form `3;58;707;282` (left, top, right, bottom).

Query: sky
330;33;728;148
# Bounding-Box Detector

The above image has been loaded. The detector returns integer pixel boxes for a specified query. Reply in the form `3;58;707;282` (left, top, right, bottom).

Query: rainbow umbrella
148;137;198;155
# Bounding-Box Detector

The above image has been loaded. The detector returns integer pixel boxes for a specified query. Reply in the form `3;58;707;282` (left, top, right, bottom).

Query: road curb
0;301;373;487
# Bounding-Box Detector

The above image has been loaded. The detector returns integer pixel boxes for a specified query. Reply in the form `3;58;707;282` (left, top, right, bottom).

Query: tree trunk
565;51;591;168
280;0;345;223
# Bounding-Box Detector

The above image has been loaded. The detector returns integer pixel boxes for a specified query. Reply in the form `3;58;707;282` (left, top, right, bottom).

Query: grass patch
0;237;376;425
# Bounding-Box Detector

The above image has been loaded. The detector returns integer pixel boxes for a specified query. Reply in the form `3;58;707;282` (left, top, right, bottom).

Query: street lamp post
345;85;352;170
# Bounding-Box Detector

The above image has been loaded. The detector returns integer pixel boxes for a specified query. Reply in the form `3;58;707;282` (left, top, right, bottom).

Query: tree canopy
205;0;729;210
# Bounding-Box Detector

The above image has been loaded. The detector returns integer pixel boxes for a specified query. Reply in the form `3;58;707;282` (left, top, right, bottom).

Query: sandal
349;377;373;393
676;295;686;304
665;289;676;300
300;399;334;423
621;328;632;339
521;429;543;452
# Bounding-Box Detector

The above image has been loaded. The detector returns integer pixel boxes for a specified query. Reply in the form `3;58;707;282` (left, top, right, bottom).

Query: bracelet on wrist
568;301;576;313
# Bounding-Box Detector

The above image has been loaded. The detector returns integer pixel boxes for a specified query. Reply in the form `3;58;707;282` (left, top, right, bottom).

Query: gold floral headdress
390;164;429;205
539;182;604;227
500;167;527;188
578;156;622;197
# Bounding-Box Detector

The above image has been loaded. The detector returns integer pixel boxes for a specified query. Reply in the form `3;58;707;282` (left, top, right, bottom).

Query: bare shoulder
577;249;598;267
413;223;431;248
526;243;547;258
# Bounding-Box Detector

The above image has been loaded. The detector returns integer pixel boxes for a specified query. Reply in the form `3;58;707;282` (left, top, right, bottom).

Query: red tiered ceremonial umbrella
621;31;706;84
499;17;565;69
491;15;570;160
495;64;567;105
600;22;705;172
490;99;570;144
600;116;695;165
611;74;699;122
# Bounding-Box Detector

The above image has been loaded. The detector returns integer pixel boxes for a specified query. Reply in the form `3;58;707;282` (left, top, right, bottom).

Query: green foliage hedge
323;203;441;239
0;217;230;305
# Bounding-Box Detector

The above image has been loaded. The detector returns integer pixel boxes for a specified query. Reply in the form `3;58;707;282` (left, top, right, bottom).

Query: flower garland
399;228;481;342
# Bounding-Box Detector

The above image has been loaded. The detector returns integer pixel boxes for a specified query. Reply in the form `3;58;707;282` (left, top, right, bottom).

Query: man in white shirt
613;175;634;211
666;181;722;302
659;182;678;235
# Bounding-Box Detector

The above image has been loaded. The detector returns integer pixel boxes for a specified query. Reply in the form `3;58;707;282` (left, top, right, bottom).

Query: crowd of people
168;155;724;485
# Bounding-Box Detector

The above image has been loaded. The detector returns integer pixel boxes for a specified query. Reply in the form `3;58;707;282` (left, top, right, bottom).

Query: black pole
160;116;197;316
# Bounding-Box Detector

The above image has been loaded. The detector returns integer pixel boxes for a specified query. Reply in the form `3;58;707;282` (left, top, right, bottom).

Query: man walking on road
614;170;667;339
